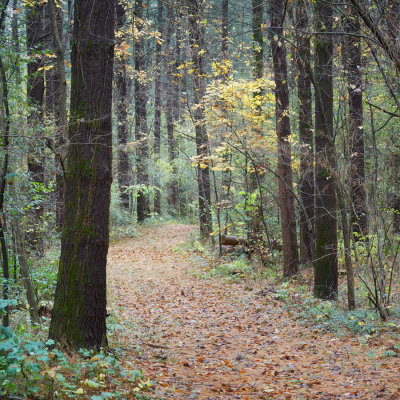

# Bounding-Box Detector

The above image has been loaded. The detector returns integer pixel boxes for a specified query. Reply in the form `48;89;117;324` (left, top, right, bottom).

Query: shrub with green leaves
0;327;154;399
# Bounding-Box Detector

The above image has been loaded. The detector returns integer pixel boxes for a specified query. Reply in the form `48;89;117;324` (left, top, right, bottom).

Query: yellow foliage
203;75;278;171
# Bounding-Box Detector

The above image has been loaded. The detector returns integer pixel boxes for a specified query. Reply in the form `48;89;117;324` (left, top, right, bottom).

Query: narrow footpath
108;224;399;400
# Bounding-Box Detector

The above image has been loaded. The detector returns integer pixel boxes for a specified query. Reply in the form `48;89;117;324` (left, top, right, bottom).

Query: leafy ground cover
108;224;400;400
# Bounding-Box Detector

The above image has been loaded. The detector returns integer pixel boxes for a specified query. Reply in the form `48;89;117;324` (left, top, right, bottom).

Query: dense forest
1;0;400;398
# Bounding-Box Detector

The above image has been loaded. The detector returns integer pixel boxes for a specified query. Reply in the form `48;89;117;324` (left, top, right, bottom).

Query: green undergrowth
271;282;400;338
0;324;154;400
197;256;255;282
188;238;280;283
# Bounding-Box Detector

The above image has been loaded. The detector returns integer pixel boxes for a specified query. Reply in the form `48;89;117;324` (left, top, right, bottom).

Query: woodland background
0;0;400;398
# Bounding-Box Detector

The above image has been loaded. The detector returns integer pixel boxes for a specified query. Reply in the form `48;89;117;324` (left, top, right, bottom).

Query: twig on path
143;342;169;349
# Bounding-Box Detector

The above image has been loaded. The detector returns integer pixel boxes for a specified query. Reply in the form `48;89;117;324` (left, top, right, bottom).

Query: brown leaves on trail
108;224;400;400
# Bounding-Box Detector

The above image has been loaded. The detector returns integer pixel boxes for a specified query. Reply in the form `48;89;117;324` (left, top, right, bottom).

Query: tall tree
134;0;150;222
188;0;212;238
313;0;338;299
48;0;68;230
295;0;314;262
344;4;367;239
247;0;264;251
221;0;228;60
153;0;163;215
270;0;299;277
165;4;178;212
0;0;11;326
11;0;20;80
26;1;45;251
49;0;114;349
116;0;132;211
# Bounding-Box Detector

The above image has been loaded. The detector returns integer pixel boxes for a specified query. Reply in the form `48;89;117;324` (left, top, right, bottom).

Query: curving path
108;224;400;400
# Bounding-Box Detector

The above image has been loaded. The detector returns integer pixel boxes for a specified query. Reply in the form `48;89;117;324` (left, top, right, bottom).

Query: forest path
108;224;399;400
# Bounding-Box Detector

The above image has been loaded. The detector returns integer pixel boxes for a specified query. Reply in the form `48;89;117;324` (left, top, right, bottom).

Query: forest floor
108;224;400;400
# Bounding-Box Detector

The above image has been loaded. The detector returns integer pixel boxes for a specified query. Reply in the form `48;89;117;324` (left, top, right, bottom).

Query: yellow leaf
37;65;54;72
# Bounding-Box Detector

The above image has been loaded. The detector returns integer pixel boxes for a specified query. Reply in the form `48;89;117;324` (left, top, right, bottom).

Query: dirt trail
108;224;400;400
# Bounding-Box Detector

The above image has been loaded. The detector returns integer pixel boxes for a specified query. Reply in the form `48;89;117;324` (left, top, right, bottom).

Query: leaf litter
108;224;400;400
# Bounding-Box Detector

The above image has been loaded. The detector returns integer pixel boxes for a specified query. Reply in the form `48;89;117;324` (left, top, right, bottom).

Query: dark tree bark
389;152;400;233
247;0;264;251
153;0;163;215
0;17;11;324
165;5;178;213
48;0;68;231
14;224;40;324
188;0;212;238
116;0;131;211
220;0;232;232
313;0;338;300
135;0;150;222
26;2;45;251
174;9;182;122
222;0;228;60
295;0;314;263
344;5;367;239
11;0;20;80
270;0;299;277
49;0;114;350
252;0;263;79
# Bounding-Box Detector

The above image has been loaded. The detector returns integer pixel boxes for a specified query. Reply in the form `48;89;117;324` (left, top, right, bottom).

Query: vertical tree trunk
345;4;367;239
248;0;264;251
270;0;299;277
14;225;40;324
165;5;178;213
153;0;163;215
389;152;400;233
222;0;228;60
0;42;10;327
336;182;356;310
26;2;45;251
295;0;314;263
313;0;338;300
188;0;212;238
174;10;182;122
48;0;68;231
12;0;20;80
49;0;114;350
135;0;150;222
116;0;131;211
383;2;400;233
220;0;231;232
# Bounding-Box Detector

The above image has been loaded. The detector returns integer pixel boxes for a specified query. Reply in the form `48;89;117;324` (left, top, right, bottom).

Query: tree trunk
344;5;367;240
135;0;150;222
0;49;10;327
336;182;356;310
222;0;228;59
220;0;231;232
270;0;299;277
14;225;40;324
116;0;131;211
12;0;20;80
26;2;45;252
153;0;163;215
313;0;338;300
295;0;314;263
188;0;212;238
48;0;68;232
174;10;182;122
247;0;264;252
49;0;114;350
165;5;178;213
